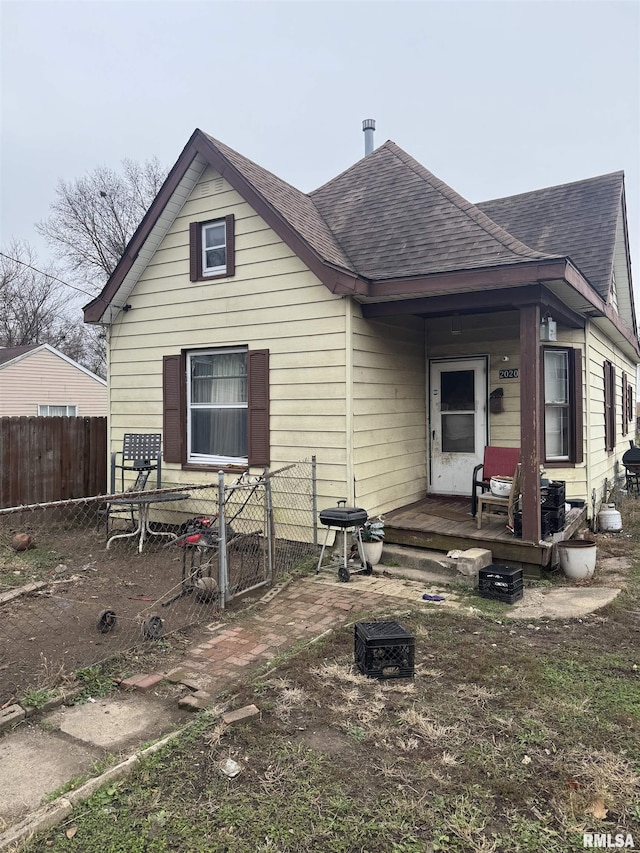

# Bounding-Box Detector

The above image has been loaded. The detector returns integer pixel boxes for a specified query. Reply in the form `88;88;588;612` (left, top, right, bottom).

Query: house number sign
499;368;519;380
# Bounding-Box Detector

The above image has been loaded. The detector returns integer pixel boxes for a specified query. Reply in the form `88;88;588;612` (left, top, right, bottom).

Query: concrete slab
0;725;96;822
314;574;462;607
47;695;186;750
506;586;621;620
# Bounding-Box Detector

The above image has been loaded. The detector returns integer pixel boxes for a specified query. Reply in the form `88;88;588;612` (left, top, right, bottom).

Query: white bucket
558;540;597;579
598;504;622;532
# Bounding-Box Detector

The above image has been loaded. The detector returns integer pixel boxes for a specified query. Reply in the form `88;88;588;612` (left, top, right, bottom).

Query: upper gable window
202;221;226;274
189;215;235;282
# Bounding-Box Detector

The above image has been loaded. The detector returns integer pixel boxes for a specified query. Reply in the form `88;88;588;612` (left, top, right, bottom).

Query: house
83;125;638;568
0;343;107;416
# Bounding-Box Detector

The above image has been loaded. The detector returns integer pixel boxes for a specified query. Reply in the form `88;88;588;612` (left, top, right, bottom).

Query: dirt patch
0;527;224;702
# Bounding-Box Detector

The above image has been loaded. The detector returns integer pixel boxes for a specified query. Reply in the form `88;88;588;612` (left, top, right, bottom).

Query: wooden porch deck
384;496;588;577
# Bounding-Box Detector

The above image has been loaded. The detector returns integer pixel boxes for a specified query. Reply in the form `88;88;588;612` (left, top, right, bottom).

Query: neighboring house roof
477;171;625;301
0;343;107;385
310;141;558;280
0;344;38;366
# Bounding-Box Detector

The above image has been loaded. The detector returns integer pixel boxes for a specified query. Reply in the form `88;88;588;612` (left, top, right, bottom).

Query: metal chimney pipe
362;119;375;156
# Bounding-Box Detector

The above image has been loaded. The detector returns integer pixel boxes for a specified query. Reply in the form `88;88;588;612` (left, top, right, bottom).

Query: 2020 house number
499;368;519;379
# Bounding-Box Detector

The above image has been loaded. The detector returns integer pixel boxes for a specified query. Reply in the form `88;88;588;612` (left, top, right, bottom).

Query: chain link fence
0;459;317;703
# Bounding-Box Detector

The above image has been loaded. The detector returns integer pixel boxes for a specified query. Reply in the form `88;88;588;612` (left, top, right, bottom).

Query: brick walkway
158;575;429;706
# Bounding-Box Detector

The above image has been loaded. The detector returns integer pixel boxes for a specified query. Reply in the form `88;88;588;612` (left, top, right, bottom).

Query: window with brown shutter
543;347;583;463
162;347;269;468
622;372;629;436
189;215;235;282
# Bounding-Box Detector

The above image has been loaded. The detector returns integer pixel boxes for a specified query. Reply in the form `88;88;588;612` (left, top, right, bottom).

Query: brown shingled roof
477;172;624;299
203;133;355;273
310;141;560;281
0;345;38;366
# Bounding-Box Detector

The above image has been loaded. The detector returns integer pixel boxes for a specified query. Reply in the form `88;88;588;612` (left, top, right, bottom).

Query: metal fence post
312;455;318;547
264;467;274;584
218;470;228;609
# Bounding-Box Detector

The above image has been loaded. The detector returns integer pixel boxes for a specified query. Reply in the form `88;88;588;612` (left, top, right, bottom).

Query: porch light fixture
540;314;557;342
451;315;462;335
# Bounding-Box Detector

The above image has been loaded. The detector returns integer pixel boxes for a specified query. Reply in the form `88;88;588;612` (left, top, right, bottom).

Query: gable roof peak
480;169;625;207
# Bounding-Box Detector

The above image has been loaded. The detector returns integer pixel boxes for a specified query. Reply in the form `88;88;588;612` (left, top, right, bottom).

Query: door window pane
441;413;475;453
441;370;474;411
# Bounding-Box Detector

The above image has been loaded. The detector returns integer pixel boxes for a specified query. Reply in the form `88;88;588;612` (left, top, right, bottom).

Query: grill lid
622;441;640;468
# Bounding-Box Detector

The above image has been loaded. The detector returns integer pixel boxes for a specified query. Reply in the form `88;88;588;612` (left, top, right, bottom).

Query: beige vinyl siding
0;349;107;416
584;321;637;511
107;166;348;510
352;311;426;514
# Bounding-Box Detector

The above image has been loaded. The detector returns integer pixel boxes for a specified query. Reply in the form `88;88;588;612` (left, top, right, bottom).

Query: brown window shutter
189;222;200;282
247;349;269;467
604;361;615;452
622;372;628;436
572;348;584;464
225;215;235;277
163;354;186;463
604;362;610;451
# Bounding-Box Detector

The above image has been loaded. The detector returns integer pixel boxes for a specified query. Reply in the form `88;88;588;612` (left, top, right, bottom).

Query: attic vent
198;178;224;196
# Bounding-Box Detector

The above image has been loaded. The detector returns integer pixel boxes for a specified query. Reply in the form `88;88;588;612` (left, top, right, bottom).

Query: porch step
378;543;490;588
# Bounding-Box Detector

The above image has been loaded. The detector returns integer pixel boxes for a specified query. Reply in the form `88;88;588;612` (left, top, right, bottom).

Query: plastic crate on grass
478;565;524;604
354;621;415;679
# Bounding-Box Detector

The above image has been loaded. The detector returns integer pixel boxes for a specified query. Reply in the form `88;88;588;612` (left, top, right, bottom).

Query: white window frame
543;349;570;461
201;220;226;276
38;404;77;417
186;347;248;465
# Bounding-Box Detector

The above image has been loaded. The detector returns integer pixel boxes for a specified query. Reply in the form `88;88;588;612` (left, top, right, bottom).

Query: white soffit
106;153;208;318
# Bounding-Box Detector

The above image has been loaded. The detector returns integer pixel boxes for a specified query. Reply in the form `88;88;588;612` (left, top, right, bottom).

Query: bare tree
38;156;167;288
0;240;73;347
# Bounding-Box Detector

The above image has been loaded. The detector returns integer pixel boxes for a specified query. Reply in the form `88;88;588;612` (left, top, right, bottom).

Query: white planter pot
558;540;597;579
362;540;383;566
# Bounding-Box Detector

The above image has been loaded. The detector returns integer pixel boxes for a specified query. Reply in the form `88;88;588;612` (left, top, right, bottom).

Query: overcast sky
1;0;639;308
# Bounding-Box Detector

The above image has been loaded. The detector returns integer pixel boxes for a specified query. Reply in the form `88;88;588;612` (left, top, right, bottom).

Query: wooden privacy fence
0;417;107;508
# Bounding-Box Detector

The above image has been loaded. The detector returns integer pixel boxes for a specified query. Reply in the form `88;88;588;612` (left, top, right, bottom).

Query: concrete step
377;543;491;588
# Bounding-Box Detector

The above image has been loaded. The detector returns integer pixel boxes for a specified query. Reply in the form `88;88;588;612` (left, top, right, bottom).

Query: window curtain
190;353;247;458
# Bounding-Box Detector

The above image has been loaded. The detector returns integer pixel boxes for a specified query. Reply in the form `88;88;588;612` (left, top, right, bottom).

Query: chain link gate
0;459;317;702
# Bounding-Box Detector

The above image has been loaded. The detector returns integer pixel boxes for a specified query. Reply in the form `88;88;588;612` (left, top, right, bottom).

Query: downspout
345;298;355;504
106;324;113;486
584;320;592;524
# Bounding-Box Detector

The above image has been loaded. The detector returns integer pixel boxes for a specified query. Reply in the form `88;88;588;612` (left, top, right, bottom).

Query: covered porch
384;495;588;577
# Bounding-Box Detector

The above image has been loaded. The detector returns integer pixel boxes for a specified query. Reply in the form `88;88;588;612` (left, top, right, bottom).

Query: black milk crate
354;621;415;679
479;565;524;604
541;481;566;509
544;506;565;532
513;507;565;538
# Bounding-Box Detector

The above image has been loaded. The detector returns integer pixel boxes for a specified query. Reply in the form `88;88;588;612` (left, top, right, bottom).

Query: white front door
429;358;487;495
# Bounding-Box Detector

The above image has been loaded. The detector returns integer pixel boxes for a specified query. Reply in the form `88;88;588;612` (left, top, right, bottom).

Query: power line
0;252;99;299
